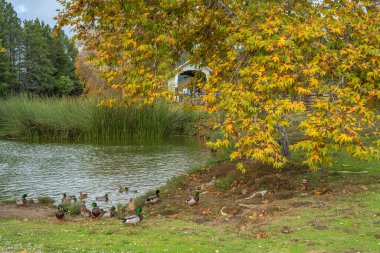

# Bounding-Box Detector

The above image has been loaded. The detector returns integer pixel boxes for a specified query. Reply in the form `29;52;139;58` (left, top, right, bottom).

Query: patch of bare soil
0;203;55;220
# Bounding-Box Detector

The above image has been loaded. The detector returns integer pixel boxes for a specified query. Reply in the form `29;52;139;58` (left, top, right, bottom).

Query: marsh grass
0;95;207;140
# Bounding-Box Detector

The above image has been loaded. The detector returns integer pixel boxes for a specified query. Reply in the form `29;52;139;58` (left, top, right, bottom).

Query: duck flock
15;187;201;227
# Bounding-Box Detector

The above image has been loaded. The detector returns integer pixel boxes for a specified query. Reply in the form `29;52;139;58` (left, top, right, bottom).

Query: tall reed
0;95;207;141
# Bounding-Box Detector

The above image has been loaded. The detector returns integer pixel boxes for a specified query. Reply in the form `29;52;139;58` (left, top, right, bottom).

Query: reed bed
0;95;206;141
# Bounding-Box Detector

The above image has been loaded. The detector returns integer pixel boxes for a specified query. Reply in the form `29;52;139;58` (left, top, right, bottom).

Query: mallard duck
125;198;136;214
16;194;27;208
91;202;101;218
95;193;109;202
81;201;91;218
55;204;67;219
119;185;126;193
146;190;160;204
121;207;143;226
61;193;76;206
102;206;116;218
186;191;200;206
119;185;139;193
79;192;88;200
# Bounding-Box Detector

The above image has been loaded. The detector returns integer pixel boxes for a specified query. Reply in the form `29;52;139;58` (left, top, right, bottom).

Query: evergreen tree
0;0;82;96
0;51;13;96
0;0;21;93
20;20;56;95
50;29;82;95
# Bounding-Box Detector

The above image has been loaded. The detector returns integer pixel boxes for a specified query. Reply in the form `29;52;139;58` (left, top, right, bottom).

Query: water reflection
0;137;211;208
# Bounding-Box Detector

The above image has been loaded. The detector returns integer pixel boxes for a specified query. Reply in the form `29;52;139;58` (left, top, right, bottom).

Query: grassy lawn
0;187;379;253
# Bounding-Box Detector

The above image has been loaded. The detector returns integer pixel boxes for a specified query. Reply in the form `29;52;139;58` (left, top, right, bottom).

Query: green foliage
165;175;186;191
0;0;21;94
0;95;206;140
37;196;55;206
55;76;74;95
0;1;81;97
0;198;16;205
213;175;236;191
64;202;81;215
133;195;147;208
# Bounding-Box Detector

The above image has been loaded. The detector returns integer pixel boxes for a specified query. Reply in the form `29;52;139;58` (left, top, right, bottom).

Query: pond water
0;138;212;208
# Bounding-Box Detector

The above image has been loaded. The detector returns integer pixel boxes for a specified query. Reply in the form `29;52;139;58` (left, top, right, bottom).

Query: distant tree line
0;0;82;97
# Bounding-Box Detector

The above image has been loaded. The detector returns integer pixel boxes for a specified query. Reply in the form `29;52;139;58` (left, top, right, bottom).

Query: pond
0;137;212;208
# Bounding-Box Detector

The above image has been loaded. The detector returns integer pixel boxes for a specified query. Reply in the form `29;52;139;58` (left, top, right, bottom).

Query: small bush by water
65;202;81;215
0;95;209;140
37;196;55;205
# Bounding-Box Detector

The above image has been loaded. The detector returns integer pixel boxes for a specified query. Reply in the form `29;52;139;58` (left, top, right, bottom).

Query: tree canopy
57;0;380;170
0;0;82;96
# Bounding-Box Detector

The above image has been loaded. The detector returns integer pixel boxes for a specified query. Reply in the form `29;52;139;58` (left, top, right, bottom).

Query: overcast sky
8;0;71;35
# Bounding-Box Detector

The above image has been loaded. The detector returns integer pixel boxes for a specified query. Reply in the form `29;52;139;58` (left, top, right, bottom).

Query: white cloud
16;4;28;14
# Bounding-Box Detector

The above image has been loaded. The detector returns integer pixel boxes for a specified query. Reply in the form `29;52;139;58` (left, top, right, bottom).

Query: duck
119;185;126;193
121;207;143;226
16;194;27;208
81;201;91;218
91;202;101;218
102;206;116;218
186;191;200;206
79;192;88;200
95;193;109;202
119;185;139;193
55;204;67;219
61;193;76;206
146;190;160;204
125;198;136;214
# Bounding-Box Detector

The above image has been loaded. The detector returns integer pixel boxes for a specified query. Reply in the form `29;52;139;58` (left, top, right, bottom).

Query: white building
168;60;212;92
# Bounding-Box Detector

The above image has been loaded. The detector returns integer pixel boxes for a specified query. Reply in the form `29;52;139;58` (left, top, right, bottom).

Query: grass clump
64;202;81;215
37;196;55;206
213;175;236;191
0;198;17;205
165;175;187;191
187;166;204;175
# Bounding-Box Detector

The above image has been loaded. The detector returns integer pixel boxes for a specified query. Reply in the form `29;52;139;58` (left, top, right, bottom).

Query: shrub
37;196;55;205
214;175;236;191
65;202;81;215
165;175;186;191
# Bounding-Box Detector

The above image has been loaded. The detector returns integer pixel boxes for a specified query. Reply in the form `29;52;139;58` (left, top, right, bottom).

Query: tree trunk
275;123;290;157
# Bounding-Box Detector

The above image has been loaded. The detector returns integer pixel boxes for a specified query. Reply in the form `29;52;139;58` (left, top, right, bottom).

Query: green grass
214;174;236;191
37;196;55;206
0;95;209;141
0;189;379;253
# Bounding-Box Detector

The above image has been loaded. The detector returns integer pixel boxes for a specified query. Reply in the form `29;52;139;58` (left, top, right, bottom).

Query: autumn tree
74;48;107;96
57;0;380;170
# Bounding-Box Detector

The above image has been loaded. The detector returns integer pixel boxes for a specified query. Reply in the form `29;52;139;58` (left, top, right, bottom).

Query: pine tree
20;20;56;95
0;0;21;92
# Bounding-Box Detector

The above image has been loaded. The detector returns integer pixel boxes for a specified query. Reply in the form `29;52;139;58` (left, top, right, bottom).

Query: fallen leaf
254;232;270;239
360;185;368;191
201;210;212;216
342;188;353;195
